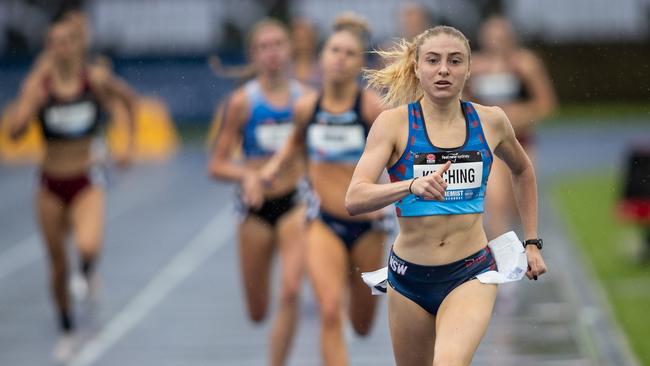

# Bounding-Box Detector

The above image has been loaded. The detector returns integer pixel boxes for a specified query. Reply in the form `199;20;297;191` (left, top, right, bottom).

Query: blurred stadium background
1;0;649;125
1;0;649;365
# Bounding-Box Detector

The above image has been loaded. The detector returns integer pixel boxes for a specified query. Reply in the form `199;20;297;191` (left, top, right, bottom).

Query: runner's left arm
90;66;139;162
492;106;547;279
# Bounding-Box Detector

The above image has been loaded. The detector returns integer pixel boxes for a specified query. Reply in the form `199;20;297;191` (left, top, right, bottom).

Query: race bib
413;151;483;201
44;101;97;135
255;122;293;151
307;124;365;154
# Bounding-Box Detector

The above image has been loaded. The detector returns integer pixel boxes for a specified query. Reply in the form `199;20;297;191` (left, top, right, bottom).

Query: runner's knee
319;296;342;328
279;280;300;306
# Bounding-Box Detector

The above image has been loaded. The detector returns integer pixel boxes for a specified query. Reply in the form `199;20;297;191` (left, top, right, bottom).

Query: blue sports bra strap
410;101;424;136
407;102;415;144
462;100;482;141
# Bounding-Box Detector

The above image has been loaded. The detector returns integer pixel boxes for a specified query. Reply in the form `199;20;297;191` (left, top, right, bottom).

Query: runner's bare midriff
394;213;488;265
41;138;94;177
247;157;304;198
310;162;383;222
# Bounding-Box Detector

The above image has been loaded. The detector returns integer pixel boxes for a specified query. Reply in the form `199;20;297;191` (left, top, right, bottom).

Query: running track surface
1;124;646;366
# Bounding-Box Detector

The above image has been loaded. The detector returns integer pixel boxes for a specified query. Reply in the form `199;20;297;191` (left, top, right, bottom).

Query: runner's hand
113;149;133;169
241;170;264;210
410;161;451;200
525;246;547;281
259;160;278;187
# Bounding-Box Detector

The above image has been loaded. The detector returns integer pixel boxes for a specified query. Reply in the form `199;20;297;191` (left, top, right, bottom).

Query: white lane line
68;205;233;366
0;171;179;282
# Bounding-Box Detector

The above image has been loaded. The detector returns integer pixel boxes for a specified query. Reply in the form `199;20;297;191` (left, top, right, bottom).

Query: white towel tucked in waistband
475;231;528;284
361;267;388;295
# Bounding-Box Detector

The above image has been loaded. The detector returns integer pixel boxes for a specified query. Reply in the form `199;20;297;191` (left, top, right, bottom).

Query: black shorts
238;189;300;227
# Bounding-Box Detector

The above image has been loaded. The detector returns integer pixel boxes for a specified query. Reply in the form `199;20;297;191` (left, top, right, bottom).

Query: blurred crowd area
1;0;650;123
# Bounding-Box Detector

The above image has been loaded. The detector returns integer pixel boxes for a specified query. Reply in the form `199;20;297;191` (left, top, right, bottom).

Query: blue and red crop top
387;100;493;216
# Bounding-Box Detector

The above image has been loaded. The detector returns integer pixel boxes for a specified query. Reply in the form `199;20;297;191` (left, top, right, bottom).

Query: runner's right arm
208;89;251;182
346;108;449;216
7;75;47;140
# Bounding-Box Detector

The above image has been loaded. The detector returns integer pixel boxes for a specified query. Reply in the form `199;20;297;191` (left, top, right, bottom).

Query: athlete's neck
420;95;463;127
258;72;290;93
54;58;83;81
484;45;516;60
323;79;357;103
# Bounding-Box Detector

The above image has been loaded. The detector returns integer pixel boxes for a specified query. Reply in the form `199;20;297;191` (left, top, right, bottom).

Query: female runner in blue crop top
262;13;387;366
346;26;547;365
6;15;137;362
208;18;313;366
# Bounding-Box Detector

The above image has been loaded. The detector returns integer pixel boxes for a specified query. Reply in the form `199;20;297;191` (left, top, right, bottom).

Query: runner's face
321;31;364;84
250;25;291;74
48;23;79;62
479;18;515;53
415;34;470;101
291;20;317;56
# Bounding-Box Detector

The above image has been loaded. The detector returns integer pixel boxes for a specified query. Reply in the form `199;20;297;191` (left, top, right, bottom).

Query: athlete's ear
413;59;420;80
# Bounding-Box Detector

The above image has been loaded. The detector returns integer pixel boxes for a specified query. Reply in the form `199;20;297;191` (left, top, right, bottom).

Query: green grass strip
553;173;650;365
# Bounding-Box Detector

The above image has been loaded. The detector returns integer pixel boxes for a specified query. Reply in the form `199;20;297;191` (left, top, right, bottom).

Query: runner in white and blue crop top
207;18;311;366
241;78;303;159
346;25;547;365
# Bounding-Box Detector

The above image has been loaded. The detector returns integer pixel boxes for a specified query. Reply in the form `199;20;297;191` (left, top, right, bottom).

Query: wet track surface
1;124;647;365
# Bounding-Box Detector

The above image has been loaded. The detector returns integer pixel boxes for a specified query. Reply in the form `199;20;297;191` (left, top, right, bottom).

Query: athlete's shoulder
361;87;385;124
228;86;251;111
87;63;112;85
294;88;319;112
372;104;408;128
294;79;316;96
514;48;545;74
469;102;509;131
292;88;319;125
361;87;382;104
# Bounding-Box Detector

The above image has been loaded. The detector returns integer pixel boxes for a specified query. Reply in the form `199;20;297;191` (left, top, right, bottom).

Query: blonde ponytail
364;39;421;108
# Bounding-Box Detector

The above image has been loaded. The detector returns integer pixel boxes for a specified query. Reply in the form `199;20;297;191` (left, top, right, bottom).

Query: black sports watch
523;238;543;250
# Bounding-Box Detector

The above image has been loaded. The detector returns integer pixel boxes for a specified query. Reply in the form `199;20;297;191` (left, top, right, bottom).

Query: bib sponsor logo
44;101;96;134
255;122;293;151
389;255;408;275
426;153;435;163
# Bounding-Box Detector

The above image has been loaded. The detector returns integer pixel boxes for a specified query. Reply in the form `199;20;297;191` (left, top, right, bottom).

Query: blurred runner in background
208;18;312;366
5;13;137;363
262;13;387;366
467;15;557;238
289;17;322;87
